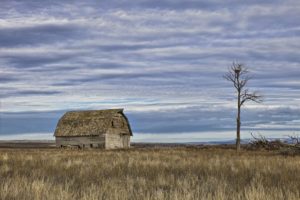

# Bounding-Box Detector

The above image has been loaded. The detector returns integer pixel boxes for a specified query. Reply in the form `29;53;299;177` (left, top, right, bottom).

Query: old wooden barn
54;109;132;149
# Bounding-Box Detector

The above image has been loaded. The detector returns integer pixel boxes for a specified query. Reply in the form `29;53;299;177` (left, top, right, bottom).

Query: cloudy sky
0;0;299;142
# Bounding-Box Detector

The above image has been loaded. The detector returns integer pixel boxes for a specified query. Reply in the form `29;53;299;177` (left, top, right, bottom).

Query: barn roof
54;109;133;137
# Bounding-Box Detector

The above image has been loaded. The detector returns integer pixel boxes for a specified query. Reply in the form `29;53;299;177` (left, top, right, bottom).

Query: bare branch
288;134;300;145
223;71;238;90
241;90;263;105
223;62;251;91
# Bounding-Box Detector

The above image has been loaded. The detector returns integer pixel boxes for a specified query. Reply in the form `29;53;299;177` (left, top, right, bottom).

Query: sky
0;0;300;142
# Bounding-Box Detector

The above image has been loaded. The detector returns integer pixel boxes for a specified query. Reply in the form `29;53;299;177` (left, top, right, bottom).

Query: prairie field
0;147;300;200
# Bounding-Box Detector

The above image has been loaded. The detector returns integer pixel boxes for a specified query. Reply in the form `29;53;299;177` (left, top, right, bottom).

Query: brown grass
0;147;299;200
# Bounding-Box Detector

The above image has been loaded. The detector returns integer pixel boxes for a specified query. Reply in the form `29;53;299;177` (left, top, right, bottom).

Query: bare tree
224;62;263;151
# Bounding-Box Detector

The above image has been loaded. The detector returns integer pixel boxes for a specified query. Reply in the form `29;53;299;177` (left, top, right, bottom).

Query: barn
54;109;132;149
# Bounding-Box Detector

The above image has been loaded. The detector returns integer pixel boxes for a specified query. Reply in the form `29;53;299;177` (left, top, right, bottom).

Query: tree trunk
236;72;241;152
236;102;241;151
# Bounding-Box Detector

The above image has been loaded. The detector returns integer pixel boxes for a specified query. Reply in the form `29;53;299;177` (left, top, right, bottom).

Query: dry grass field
0;147;300;200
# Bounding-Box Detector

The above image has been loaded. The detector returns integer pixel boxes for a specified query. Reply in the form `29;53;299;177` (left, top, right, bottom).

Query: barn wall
105;134;130;149
105;133;123;149
105;127;131;149
56;135;105;148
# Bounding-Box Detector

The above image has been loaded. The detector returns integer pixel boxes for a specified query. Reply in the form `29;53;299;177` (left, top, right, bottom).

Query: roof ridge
66;108;124;113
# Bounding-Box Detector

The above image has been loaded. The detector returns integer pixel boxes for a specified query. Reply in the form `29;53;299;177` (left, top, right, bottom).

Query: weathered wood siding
105;127;131;149
56;134;130;149
105;134;123;149
122;135;130;148
56;135;105;148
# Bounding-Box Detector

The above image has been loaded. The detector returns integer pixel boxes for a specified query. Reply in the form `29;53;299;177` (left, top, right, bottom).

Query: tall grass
0;148;299;200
